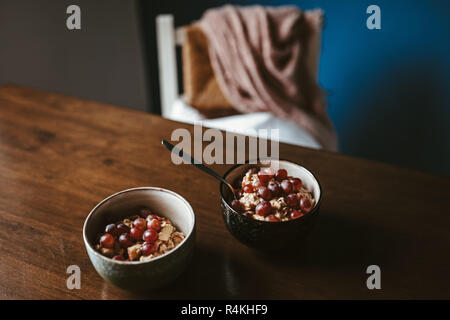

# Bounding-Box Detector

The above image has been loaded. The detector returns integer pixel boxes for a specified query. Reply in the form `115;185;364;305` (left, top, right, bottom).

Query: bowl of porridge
83;187;195;292
220;159;321;250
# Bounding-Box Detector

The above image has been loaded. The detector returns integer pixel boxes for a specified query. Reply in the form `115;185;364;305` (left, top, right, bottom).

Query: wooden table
1;84;449;299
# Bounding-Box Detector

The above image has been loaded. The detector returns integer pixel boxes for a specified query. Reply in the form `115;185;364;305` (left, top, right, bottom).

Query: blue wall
258;0;450;176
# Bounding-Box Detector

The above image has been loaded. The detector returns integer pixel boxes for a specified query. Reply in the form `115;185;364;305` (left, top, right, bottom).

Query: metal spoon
161;140;237;199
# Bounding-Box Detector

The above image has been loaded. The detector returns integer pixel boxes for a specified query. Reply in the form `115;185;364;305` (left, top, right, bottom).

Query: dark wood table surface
1;84;449;299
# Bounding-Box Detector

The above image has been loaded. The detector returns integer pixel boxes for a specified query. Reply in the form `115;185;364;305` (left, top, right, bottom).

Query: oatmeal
95;207;185;261
230;166;315;222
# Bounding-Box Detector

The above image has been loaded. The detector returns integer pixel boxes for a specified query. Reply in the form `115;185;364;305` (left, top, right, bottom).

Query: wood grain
0;84;449;299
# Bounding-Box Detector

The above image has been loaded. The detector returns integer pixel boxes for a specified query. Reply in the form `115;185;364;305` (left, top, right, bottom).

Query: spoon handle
161;140;234;191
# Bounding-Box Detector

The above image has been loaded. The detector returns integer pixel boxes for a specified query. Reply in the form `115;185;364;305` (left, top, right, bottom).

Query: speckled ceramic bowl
220;159;321;251
83;187;195;292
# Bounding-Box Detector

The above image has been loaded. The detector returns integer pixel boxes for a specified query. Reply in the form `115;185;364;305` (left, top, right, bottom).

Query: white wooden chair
155;14;322;149
156;14;184;118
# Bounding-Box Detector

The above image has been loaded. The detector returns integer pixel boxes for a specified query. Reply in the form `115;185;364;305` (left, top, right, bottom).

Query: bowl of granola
83;187;195;291
220;159;321;250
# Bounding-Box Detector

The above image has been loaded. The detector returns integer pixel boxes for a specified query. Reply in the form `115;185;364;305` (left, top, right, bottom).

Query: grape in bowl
83;187;196;292
220;159;321;251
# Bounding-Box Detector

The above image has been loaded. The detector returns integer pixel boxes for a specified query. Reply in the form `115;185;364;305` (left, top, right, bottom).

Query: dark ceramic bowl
220;159;321;251
83;187;196;292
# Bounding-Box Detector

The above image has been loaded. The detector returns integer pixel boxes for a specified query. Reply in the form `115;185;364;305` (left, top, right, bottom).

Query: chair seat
167;98;322;150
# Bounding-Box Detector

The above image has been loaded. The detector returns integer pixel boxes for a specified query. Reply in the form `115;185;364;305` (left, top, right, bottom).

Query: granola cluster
231;166;315;222
95;208;184;262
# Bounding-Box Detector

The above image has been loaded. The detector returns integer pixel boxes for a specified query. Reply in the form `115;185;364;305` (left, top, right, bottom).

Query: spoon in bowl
161;140;237;200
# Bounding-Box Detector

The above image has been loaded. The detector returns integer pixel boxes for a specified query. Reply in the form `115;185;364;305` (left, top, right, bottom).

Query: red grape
100;233;115;248
299;198;313;213
105;224;118;237
130;227;144;241
290;209;304;219
112;255;125;261
133;218;147;230
146;214;162;222
285;193;300;208
281;179;293;194
147;218;161;232
143;229;158;243
257;186;272;201
253;179;266;188
275;169;288;181
243;184;254;193
267;181;282;197
266;214;279;222
258;167;274;184
116;223;130;235
119;233;134;248
290;178;303;191
255;201;272;216
231;199;244;212
145;215;159;226
141;242;158;256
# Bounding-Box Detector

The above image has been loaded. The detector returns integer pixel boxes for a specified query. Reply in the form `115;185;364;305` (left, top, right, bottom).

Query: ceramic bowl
220;159;321;251
83;187;196;292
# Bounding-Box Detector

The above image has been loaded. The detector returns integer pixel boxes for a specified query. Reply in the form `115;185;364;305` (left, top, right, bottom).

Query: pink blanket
198;5;338;151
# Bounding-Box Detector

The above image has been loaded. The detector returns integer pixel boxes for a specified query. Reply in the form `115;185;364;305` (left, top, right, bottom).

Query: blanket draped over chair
197;5;338;151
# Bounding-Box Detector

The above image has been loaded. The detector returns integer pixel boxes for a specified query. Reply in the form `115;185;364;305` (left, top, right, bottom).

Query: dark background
1;0;449;177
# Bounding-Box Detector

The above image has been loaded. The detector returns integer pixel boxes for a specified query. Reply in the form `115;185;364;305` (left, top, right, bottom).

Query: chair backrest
156;11;323;118
156;14;185;117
